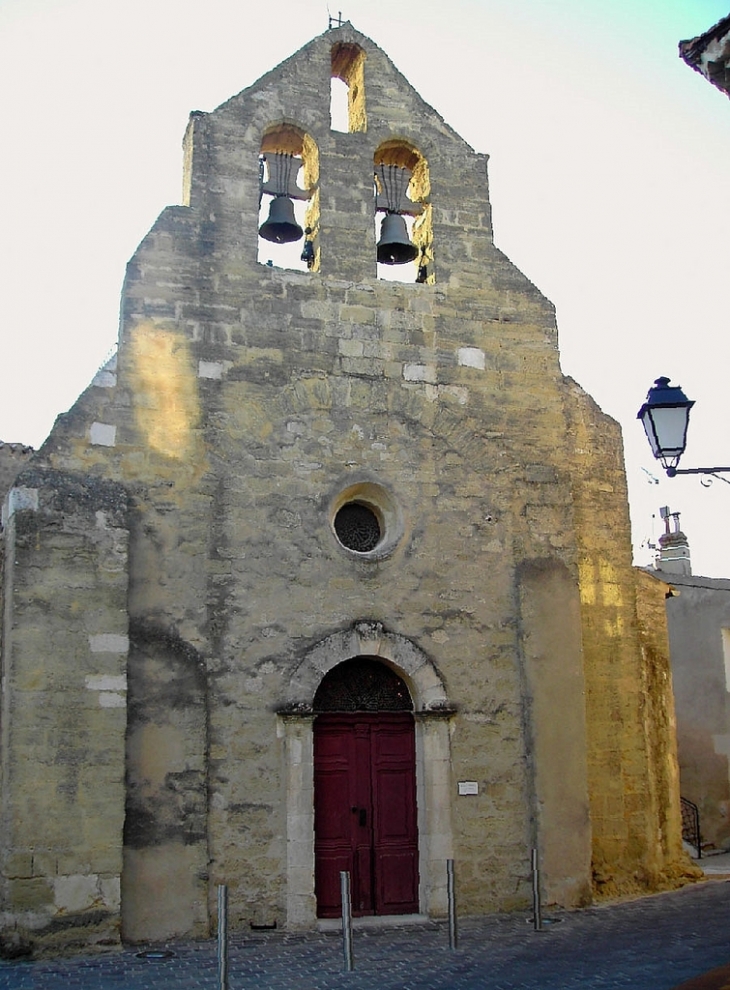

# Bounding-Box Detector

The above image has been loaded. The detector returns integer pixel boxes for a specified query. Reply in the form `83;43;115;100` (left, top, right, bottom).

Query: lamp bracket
666;466;730;479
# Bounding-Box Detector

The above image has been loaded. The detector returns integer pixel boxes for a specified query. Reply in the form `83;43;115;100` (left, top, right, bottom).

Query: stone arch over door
278;622;454;928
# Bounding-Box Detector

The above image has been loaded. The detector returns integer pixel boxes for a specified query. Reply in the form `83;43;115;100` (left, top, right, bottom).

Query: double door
313;713;419;917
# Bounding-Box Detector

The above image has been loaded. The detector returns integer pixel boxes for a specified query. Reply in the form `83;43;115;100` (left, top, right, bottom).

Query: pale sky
1;0;728;576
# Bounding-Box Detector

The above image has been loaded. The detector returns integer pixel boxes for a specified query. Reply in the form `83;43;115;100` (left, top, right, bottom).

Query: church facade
0;24;691;954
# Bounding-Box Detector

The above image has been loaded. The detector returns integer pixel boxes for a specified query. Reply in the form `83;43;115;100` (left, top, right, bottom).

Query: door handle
359;808;367;827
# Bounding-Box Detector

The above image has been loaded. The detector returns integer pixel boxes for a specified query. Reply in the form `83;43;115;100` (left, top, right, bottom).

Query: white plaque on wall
458;781;479;796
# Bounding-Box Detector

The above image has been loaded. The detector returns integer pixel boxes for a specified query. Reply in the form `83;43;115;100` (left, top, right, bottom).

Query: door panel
315;772;351;840
372;719;419;913
314;713;418;918
313;720;359;917
352;724;374;914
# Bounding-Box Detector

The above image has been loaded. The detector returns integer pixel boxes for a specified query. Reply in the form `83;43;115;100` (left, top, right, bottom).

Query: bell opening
330;76;349;133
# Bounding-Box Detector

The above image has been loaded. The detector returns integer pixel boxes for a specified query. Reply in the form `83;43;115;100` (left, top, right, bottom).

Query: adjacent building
680;14;730;99
649;511;730;852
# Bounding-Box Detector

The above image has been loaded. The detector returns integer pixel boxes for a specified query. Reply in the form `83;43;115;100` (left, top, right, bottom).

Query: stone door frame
277;622;454;928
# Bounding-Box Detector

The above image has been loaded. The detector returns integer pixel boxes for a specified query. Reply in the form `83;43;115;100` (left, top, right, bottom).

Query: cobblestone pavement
1;880;729;990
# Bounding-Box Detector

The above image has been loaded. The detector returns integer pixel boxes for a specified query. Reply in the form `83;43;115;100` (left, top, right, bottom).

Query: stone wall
634;569;697;877
564;384;694;895
0;443;33;503
0;470;128;952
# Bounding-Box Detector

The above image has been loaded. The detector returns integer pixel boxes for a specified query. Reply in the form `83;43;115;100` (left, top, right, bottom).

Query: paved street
1;878;729;990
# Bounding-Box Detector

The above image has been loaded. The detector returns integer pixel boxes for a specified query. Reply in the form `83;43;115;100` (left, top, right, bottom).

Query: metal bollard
531;848;542;932
447;858;458;950
340;871;354;971
217;883;229;990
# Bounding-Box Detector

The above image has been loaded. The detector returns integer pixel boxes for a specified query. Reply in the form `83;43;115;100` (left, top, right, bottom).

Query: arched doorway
313;657;419;918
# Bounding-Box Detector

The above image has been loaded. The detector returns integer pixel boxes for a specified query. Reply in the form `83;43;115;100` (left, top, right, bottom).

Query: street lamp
637;377;730;480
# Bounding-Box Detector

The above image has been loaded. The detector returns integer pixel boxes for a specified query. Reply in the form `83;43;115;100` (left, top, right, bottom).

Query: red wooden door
314;713;419;918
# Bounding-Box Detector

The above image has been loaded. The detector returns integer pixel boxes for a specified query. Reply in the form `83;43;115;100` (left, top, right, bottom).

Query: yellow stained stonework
128;322;201;460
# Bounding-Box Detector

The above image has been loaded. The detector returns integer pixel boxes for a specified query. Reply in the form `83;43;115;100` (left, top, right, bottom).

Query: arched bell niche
258;123;320;271
374;139;434;284
330;42;367;133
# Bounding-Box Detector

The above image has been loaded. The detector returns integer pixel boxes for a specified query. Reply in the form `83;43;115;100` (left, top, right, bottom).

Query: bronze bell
259;196;304;244
377;212;418;265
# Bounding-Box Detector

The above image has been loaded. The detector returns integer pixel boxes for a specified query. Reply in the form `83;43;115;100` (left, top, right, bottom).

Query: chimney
656;506;691;576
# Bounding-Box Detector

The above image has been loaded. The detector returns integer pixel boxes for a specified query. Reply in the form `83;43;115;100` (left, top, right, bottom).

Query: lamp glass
640;404;691;469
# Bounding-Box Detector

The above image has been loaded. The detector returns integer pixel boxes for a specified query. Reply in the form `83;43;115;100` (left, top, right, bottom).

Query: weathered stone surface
0;443;34;503
1;471;128;952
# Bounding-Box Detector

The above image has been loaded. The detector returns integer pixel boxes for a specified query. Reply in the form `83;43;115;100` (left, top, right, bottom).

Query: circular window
334;502;382;553
330;482;403;559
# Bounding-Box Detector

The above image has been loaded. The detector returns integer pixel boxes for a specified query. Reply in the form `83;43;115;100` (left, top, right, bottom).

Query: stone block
6;878;54;912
